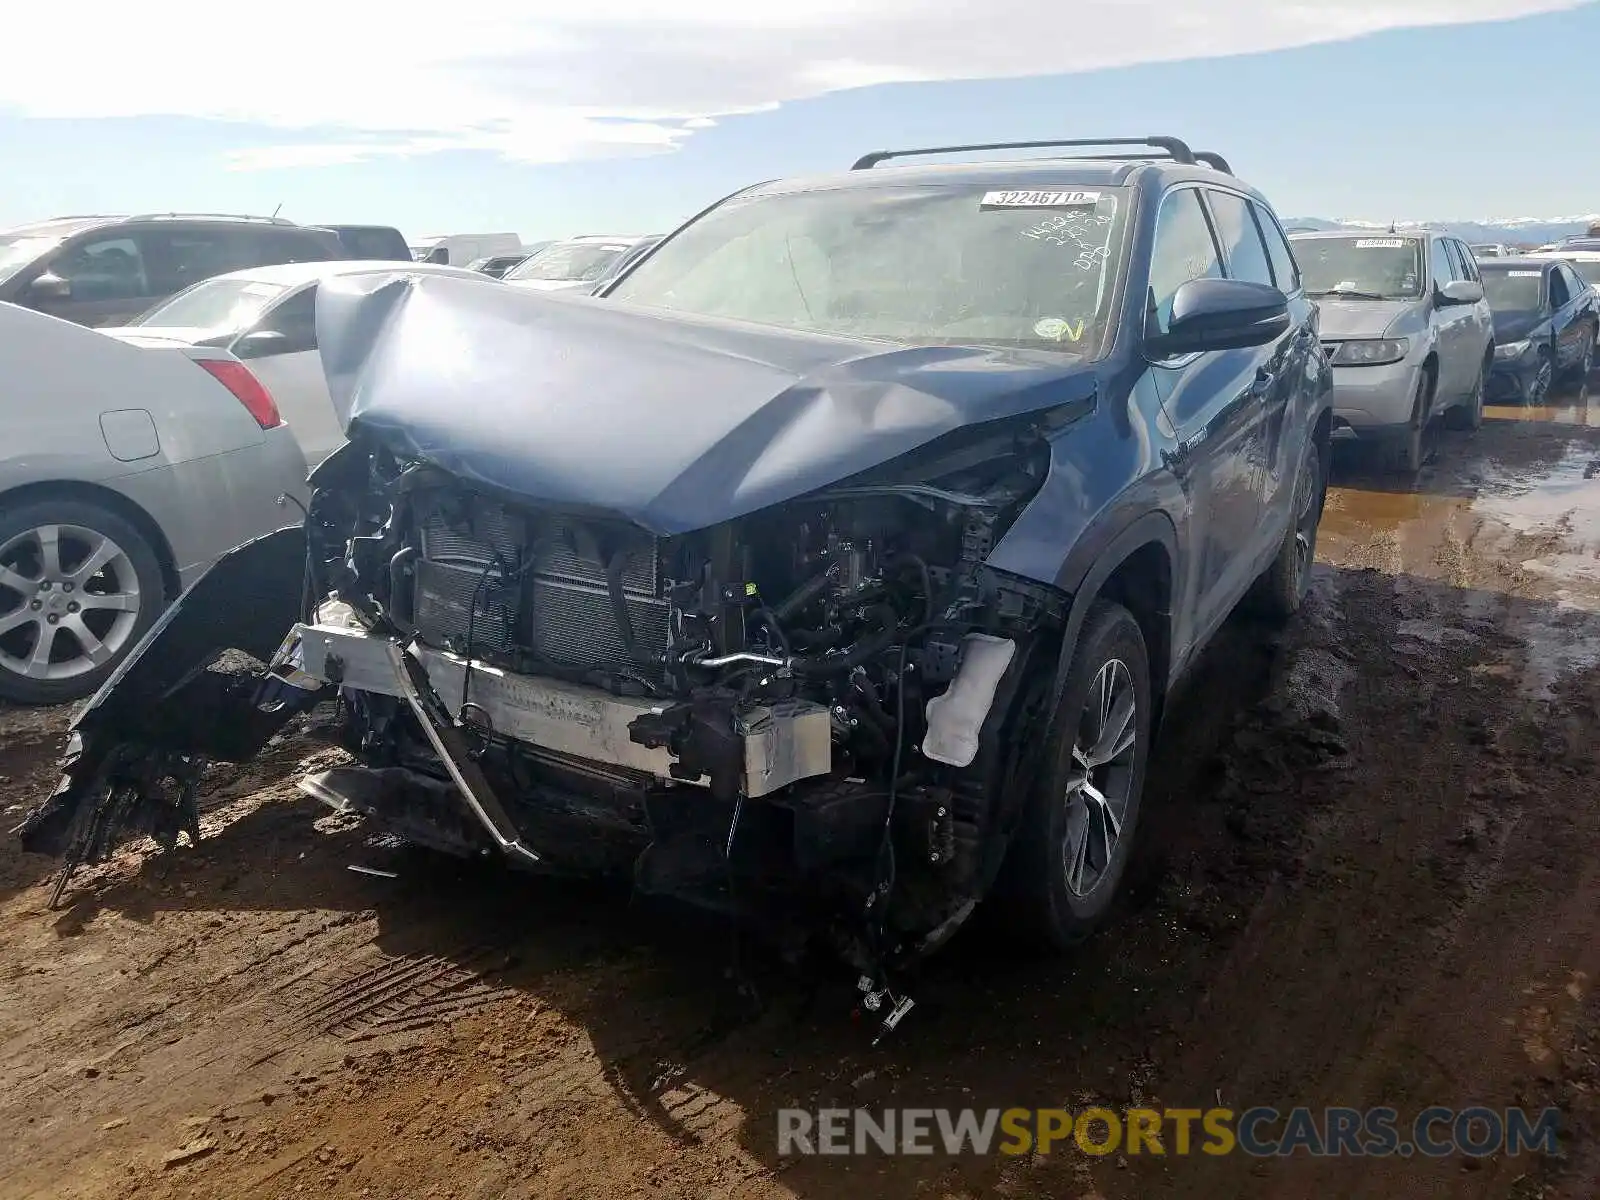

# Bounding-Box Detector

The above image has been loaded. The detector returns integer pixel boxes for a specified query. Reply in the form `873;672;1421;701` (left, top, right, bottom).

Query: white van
409;233;521;267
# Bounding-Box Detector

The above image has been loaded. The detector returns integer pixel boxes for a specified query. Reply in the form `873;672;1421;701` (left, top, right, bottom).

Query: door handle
1248;367;1275;398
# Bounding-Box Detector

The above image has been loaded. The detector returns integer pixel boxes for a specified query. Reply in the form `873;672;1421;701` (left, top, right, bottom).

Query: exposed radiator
413;501;669;671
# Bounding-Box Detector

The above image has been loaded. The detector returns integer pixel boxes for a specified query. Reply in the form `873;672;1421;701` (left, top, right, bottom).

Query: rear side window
334;227;408;259
1452;241;1481;282
1251;203;1300;292
1205;191;1274;286
237;286;318;357
142;228;261;294
259;287;317;347
1147;188;1224;335
255;229;343;266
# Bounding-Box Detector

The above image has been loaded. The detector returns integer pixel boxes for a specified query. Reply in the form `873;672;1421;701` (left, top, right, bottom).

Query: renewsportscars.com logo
777;1106;1562;1159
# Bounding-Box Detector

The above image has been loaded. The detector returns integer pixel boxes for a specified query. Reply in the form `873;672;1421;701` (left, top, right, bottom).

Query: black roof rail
850;136;1198;171
125;212;296;225
1193;151;1233;173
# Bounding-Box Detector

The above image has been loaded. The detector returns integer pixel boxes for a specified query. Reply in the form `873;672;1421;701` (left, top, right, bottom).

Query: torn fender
17;525;320;859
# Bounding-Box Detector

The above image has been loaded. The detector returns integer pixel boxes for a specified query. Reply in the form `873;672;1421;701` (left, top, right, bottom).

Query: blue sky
3;1;1597;240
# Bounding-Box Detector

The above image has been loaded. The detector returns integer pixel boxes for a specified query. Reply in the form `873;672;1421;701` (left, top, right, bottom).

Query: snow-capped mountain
1283;215;1600;245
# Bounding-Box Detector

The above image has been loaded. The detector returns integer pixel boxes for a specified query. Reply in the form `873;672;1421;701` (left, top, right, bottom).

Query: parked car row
0;214;420;327
1289;228;1598;467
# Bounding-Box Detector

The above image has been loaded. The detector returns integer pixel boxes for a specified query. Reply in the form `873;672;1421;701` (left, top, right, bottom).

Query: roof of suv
744;157;1238;200
4;213;309;238
701;136;1250;204
1476;257;1556;270
4;216;123;238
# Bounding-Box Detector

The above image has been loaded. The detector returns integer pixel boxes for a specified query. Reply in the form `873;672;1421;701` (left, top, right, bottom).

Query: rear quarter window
1249;202;1300;292
256;229;344;266
336;228;408;259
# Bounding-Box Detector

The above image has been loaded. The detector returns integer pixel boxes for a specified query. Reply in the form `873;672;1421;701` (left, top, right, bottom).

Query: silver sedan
0;301;308;703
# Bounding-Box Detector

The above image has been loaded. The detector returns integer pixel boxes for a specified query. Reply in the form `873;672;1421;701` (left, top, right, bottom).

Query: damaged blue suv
22;137;1331;1016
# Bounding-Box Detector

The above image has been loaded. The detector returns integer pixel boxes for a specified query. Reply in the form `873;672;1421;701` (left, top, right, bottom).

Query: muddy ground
3;389;1599;1200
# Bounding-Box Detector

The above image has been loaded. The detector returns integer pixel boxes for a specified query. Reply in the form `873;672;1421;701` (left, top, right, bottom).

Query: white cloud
0;0;1585;169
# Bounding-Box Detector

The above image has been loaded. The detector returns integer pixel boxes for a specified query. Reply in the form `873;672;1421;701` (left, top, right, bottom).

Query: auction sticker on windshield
981;191;1101;209
1355;238;1407;248
1508;270;1542;277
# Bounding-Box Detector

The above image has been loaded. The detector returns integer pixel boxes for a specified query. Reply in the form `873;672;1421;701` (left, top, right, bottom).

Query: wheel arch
1050;511;1178;734
0;480;181;600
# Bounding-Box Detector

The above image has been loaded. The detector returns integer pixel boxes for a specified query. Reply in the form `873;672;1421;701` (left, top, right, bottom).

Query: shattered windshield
1294;236;1424;300
0;235;62;285
506;241;633;282
1477;267;1545;314
605;185;1129;356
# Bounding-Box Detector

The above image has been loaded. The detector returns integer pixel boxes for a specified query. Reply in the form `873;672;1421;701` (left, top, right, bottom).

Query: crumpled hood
1314;298;1417;340
314;273;1095;535
1490;310;1542;344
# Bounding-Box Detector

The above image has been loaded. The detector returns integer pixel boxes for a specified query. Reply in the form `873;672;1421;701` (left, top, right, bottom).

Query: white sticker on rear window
981;190;1101;209
1507;270;1542;277
1355;238;1406;248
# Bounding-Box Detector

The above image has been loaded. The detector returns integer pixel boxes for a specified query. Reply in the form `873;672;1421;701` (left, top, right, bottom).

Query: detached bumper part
290;623;833;798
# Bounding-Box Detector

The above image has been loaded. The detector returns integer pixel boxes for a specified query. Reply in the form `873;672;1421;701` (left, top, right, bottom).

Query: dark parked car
0;214;346;327
1480;257;1599;403
22;137;1332;1014
318;225;410;261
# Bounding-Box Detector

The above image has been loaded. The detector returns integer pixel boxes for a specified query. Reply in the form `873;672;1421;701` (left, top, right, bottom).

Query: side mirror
232;329;289;359
1145;278;1291;359
26;273;71;303
1437;279;1484;306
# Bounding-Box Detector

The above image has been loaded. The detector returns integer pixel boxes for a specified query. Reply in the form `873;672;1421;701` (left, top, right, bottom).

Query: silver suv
1290;230;1494;472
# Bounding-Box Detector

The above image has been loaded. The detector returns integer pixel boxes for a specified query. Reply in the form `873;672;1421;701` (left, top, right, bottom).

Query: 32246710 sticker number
980;190;1101;209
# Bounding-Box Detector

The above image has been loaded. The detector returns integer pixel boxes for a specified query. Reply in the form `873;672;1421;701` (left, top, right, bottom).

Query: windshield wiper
1308;287;1389;301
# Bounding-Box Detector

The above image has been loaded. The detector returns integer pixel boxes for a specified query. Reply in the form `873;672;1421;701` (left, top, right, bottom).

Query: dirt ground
3;389;1599;1200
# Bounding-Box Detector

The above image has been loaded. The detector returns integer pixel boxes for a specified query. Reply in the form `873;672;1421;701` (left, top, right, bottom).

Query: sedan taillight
196;359;283;430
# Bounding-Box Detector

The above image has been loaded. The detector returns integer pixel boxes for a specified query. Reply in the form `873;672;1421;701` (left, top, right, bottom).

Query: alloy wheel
1062;658;1139;898
0;524;143;683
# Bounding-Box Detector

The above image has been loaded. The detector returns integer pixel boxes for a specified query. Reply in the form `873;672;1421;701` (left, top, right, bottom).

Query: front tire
1388;370;1434;475
1523;352;1552;406
1568;324;1595;383
0;497;165;705
1004;600;1152;950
